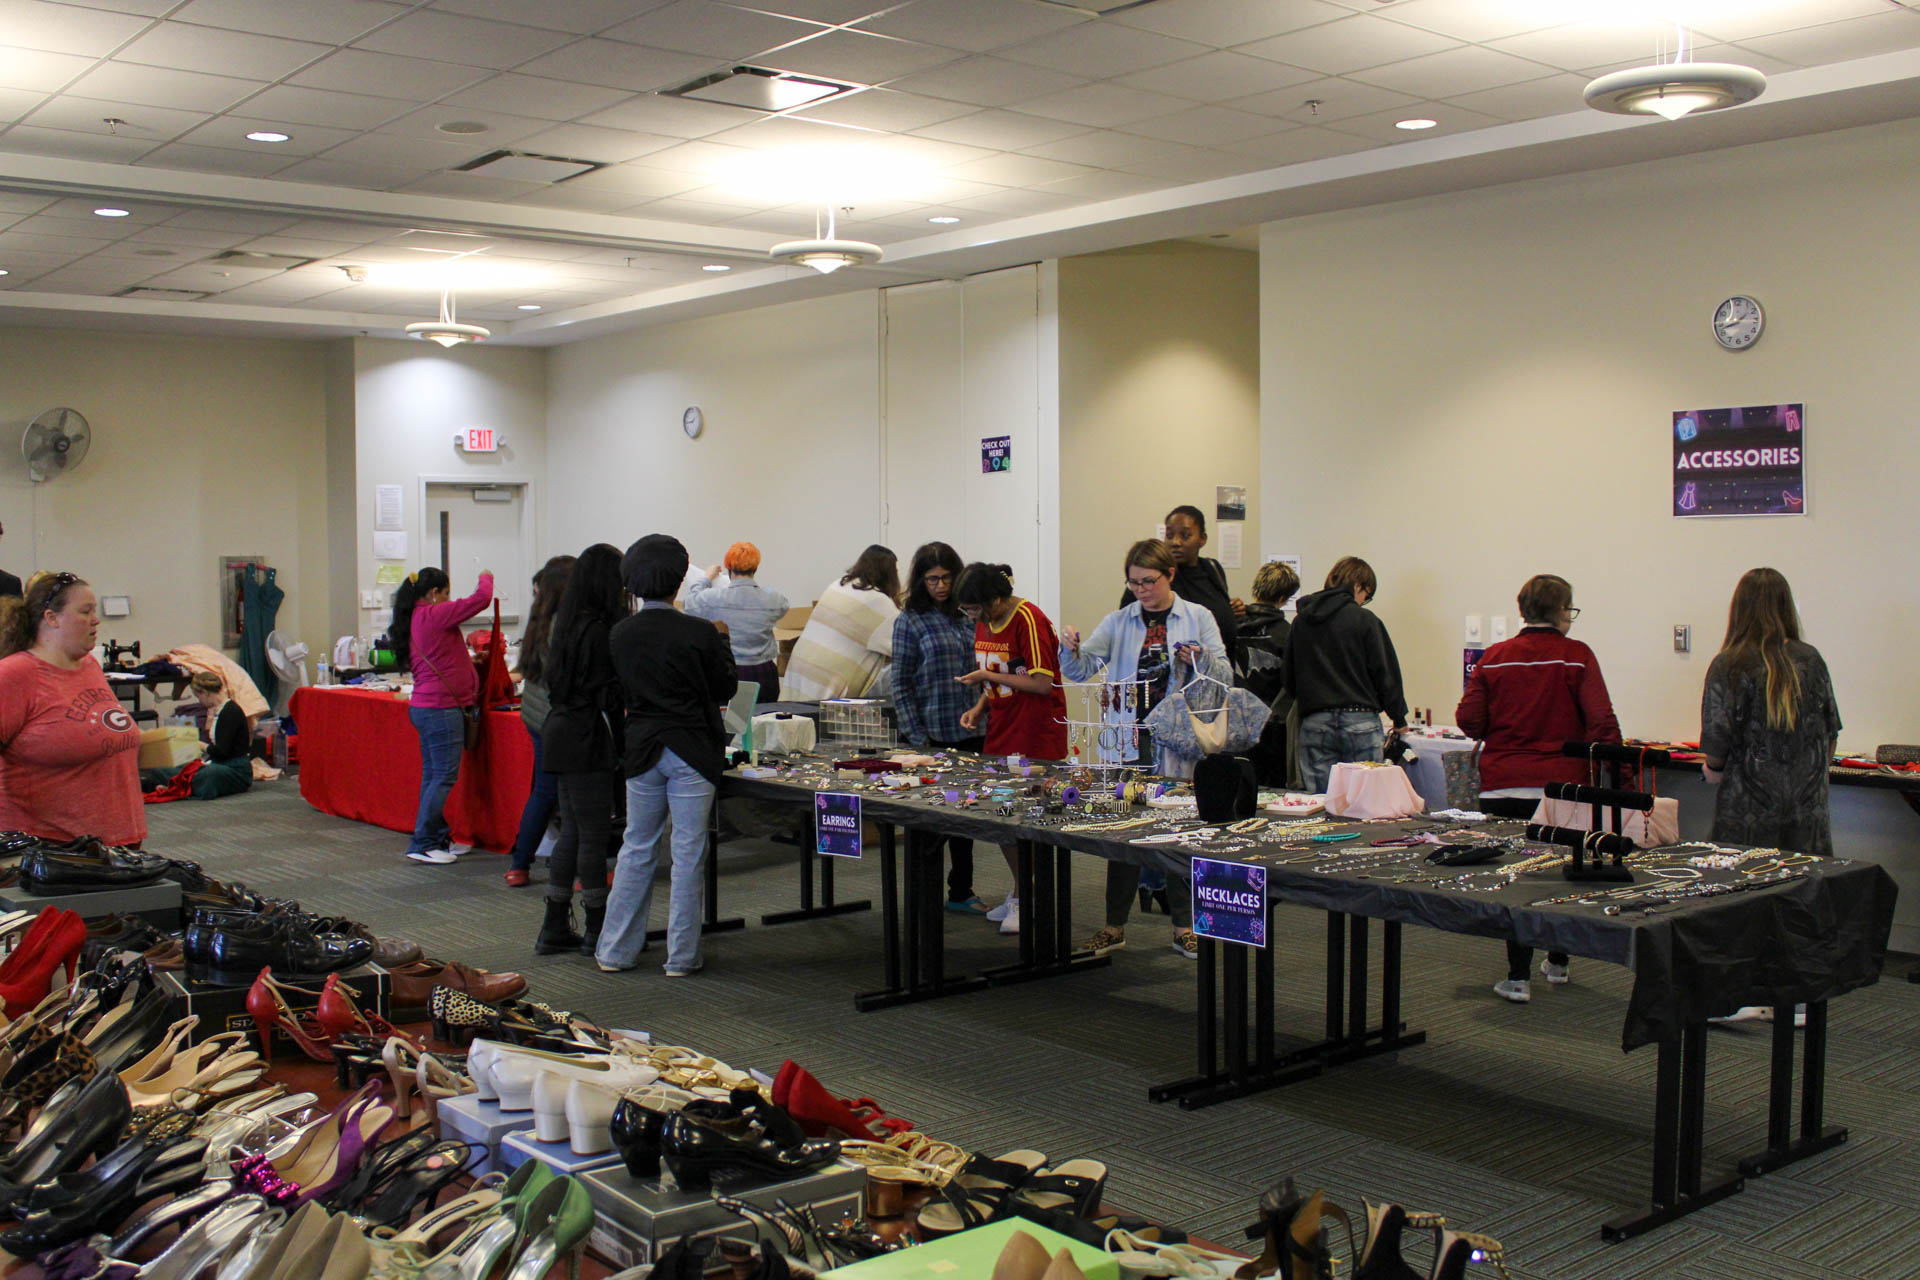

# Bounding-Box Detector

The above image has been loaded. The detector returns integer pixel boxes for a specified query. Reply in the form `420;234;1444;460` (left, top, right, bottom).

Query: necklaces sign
816;792;862;859
1191;857;1266;948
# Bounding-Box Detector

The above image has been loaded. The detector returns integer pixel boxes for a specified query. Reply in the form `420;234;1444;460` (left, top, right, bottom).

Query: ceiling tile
395;171;549;199
272;155;420;189
937;151;1096;187
1122;103;1284;145
1018;127;1184;168
765;29;965;83
1111;0;1353;48
1037;170;1162;198
734;0;892;22
602;1;824;60
320;130;482;170
1441;73;1588;121
166;208;298;232
136;140;296;175
1217;123;1373;163
290;49;493;99
548;162;709;199
236;84;416;129
1682;0;1891;45
1002;22;1209;79
0;191;54;213
863;133;995;169
353;11;576;69
1329;100;1509;142
0;0;152;56
624;136;752;176
231;234;369;256
1485;20;1691;73
41;0;176;13
0;86;46;121
512;121;681;162
1378;0;1573;44
517;183;677;212
0;48;127;95
852;0;1088;55
578;93;753;138
440;73;631;121
18;92;205;138
1012;81;1195;127
114;22;330;80
1120;145;1269;181
168;0;405;45
512;38;712;92
887;55;1086;107
789;87;973;131
1239;15;1460;75
912;108;1085;150
0;229;115;253
433;0;672;34
1115;50;1320;103
1741;11;1920;65
1231;75;1417;122
374;103;553;148
1683;43;1797;76
0;122;157;160
174;116;357;154
1349;46;1557;99
947;186;1084;215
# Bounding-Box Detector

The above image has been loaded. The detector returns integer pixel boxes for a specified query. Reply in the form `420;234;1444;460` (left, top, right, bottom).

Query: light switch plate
1465;615;1482;645
1490;615;1508;642
1674;624;1691;653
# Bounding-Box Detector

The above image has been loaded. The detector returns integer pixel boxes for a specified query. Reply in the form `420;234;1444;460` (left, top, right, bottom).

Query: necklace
1226;817;1269;834
1059;815;1158;834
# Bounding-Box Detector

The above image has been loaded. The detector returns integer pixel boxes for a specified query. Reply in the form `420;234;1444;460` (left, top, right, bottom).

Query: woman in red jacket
1457;574;1620;1005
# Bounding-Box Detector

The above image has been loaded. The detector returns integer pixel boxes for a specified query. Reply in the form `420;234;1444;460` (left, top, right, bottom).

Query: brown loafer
142;938;184;971
371;936;424;968
390;957;527;1010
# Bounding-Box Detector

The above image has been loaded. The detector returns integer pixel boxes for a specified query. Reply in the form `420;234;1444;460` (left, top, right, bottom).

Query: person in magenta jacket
1457;573;1620;1005
391;566;494;864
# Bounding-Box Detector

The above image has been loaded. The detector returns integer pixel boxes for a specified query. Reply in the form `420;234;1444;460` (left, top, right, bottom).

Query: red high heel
772;1060;915;1141
0;910;85;1019
245;968;338;1064
0;908;63;983
316;973;414;1044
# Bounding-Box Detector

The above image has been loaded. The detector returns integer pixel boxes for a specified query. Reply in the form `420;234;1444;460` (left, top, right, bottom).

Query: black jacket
1239;603;1291;709
1118;556;1237;650
1280;588;1406;726
540;616;624;775
610;605;737;785
0;571;19;600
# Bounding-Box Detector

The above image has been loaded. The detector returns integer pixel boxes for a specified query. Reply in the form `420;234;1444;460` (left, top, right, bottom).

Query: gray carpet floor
145;784;1920;1280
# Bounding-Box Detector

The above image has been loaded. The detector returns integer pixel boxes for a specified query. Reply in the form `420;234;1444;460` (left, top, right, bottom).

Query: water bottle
316;660;331;687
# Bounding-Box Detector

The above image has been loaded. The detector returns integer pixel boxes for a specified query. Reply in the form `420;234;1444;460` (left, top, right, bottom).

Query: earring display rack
1057;676;1151;783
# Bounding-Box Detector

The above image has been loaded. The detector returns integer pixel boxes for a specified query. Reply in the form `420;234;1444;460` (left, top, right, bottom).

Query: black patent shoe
611;1096;670;1179
17;1135;204;1215
186;916;373;986
21;843;170;894
660;1111;839;1189
0;1132;177;1255
0;1068;129;1190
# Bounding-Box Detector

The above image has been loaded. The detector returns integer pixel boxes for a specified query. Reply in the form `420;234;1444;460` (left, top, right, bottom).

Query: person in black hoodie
1281;556;1408;791
1118;505;1239;654
1241;560;1298;787
533;543;630;956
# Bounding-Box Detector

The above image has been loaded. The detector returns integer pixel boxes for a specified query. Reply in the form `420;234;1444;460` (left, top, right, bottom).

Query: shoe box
578;1160;866;1269
154;963;391;1047
0;880;182;929
434;1093;534;1176
819;1218;1120;1279
496;1128;623;1180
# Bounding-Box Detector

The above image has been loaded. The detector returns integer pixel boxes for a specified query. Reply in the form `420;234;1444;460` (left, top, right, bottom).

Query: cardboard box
579;1159;865;1270
0;881;181;928
773;605;813;676
497;1129;623;1180
156;963;389;1047
821;1219;1120;1279
139;726;201;769
436;1094;537;1176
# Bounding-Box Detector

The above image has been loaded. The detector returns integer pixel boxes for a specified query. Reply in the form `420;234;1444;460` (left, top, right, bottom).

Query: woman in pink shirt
391;566;493;864
0;572;145;846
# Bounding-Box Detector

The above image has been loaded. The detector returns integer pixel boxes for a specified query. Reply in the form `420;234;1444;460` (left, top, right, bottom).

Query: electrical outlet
1674;624;1691;653
1490;615;1508;642
1464;615;1482;644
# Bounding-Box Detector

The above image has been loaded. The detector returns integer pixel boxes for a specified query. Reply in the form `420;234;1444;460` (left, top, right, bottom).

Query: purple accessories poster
1192;857;1266;948
1673;404;1805;517
816;792;862;859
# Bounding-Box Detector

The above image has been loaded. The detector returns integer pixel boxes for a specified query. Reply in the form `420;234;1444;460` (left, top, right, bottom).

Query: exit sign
463;427;498;452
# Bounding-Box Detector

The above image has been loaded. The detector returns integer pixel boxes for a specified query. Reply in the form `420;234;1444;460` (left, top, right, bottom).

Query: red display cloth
290;687;534;852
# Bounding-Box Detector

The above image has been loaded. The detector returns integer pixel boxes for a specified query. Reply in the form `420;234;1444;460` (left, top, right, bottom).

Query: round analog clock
682;406;703;438
1713;295;1764;350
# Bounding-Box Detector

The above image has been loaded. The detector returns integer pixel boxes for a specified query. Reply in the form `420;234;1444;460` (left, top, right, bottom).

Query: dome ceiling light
1584;27;1765;122
769;205;881;275
406;287;489;347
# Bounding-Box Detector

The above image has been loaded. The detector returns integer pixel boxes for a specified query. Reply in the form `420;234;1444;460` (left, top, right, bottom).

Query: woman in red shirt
0;572;145;846
955;563;1067;937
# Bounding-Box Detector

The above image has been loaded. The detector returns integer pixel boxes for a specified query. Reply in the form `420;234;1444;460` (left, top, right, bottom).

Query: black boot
580;904;606;955
534;900;583;955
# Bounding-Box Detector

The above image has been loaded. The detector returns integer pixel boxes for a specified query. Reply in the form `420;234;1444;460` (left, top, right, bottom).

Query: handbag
1143;688;1272;760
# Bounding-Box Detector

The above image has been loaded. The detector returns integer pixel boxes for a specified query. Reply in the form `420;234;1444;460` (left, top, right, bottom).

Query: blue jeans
1298;709;1385;792
596;750;715;973
509;729;559;872
407;706;465;856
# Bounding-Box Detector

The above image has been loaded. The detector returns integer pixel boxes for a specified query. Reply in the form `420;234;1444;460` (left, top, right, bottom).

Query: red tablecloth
290;687;535;853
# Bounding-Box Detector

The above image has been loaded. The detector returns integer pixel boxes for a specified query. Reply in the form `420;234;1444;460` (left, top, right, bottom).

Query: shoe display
20;840;170;894
184;912;374;986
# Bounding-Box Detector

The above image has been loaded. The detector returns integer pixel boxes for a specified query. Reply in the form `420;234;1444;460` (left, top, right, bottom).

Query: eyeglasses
1125;573;1165;591
1566;607;1581;620
923;573;953;586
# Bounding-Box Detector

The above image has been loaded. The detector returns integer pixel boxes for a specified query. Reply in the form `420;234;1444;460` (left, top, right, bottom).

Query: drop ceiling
0;0;1915;344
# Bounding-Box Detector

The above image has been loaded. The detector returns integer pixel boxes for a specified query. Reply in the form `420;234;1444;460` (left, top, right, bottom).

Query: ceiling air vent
115;286;211;301
664;66;857;112
204;250;317;271
455;150;607;183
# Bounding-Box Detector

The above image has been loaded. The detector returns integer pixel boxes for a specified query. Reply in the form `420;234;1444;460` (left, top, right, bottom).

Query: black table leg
645;812;745;943
762;819;873;926
1602;1022;1744;1242
854;827;989;1011
1738;999;1847;1177
980;843;1110;987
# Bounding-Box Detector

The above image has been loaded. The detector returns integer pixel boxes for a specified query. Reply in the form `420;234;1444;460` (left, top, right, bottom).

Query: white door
423;482;527;622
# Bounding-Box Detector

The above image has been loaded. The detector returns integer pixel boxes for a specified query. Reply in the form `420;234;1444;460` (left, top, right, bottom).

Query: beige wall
0;327;332;661
1057;242;1261;644
1260;117;1920;746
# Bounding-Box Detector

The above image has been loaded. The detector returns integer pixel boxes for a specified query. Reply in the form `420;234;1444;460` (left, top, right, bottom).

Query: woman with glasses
0;571;146;846
892;542;988;914
1457;573;1619;1004
1061;539;1228;959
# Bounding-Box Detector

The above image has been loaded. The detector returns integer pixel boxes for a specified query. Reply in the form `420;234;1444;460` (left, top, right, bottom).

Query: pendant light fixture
406;286;490;347
769;205;881;275
1584;26;1765;122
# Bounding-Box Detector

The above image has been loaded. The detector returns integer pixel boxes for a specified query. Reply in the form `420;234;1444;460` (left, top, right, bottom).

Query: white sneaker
998;900;1021;935
1540;959;1571;985
446;842;474;856
986;896;1014;923
1709;1006;1771;1024
1493;979;1530;1004
407;848;461;864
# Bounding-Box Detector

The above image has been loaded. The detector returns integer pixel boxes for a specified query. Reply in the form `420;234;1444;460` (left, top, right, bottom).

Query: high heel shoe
17;1133;204;1214
118;1016;201;1086
108;1178;235;1258
131;1042;269;1113
481;1043;660;1112
81;986;171;1076
0;908;84;1018
227;1199;330;1280
246;969;339;1065
915;1150;1046;1237
233;1080;393;1207
0;1066;130;1189
379;1036;425;1121
0;1128;193;1255
139;1195;274;1280
660;1109;841;1190
1352;1202;1437;1280
415;1048;474;1125
356;1139;476;1228
502;1176;594;1280
429;986;497;1045
317;974;411;1043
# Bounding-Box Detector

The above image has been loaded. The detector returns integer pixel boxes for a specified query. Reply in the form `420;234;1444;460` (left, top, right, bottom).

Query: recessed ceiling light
246;130;290;143
517;304;541;310
702;264;731;272
0;269;9;277
927;216;961;224
94;207;130;218
1395;118;1438;130
437;121;490;135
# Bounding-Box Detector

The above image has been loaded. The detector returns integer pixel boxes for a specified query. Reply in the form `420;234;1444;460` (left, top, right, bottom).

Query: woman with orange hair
684;542;790;704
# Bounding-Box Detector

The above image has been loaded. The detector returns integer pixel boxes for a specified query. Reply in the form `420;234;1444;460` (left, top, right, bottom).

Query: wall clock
683;406;703;438
1713;295;1764;350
